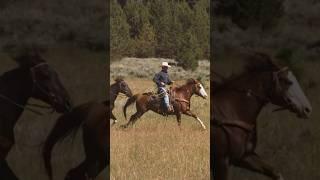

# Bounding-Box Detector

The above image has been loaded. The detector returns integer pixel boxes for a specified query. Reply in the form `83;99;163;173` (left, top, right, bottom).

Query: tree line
111;0;209;70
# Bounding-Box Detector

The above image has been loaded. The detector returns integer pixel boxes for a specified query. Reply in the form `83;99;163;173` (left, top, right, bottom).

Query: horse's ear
197;76;203;83
276;66;289;77
186;78;194;84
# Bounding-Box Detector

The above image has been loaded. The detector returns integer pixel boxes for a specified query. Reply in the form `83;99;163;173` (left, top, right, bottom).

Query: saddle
144;88;175;114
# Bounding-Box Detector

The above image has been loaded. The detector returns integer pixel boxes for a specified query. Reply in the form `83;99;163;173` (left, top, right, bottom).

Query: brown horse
122;78;208;129
0;52;72;179
211;53;312;180
43;100;109;180
110;78;133;124
42;78;131;180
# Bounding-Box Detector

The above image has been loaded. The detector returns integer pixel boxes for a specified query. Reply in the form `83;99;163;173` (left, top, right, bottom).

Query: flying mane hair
244;52;280;72
12;51;45;68
213;52;280;93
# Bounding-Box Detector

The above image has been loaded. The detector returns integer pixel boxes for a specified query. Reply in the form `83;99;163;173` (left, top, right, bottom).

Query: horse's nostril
304;107;311;113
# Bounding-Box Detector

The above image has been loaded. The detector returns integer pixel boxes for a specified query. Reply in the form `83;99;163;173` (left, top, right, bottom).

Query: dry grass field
214;54;320;180
0;47;107;180
110;60;210;180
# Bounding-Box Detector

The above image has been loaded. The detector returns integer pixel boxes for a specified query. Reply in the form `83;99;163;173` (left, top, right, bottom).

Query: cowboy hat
161;62;171;67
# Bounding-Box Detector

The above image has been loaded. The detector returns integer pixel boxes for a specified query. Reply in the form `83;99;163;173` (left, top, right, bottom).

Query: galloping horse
122;78;208;129
43;101;108;180
211;53;312;180
110;78;133;124
0;52;72;179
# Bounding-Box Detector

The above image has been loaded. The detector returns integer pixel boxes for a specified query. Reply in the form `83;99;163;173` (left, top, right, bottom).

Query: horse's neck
0;68;33;122
110;83;119;104
216;73;270;124
175;84;193;100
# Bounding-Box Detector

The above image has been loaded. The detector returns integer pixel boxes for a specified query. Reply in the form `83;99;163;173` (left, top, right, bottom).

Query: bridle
0;62;56;115
118;81;131;97
30;62;57;102
110;81;131;98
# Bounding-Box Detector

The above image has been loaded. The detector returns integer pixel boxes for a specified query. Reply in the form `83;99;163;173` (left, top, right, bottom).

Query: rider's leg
160;87;173;112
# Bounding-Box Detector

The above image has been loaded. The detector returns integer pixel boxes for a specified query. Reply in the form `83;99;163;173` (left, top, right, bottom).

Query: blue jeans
159;87;170;109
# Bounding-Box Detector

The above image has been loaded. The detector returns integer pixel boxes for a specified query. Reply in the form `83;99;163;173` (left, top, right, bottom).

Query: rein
213;118;255;132
0;94;45;115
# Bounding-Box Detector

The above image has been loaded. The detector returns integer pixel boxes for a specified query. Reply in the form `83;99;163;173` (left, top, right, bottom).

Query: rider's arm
167;75;173;85
153;73;163;86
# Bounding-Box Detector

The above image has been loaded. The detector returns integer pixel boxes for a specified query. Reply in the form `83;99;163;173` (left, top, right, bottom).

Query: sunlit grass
110;79;210;180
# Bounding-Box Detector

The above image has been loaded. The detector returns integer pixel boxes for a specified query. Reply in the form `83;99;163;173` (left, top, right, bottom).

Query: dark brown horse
42;78;131;180
211;53;312;180
122;78;208;129
0;52;72;179
43;101;108;180
110;78;133;124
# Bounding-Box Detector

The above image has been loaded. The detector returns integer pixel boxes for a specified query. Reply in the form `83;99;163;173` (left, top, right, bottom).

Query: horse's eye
285;80;293;85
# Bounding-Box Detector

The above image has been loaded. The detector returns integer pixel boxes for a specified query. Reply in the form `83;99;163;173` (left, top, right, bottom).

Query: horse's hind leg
234;153;283;180
83;126;107;179
175;112;182;129
65;161;87;180
121;111;144;128
86;155;107;179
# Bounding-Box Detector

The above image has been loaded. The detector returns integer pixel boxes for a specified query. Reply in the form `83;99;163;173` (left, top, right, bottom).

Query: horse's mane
175;78;198;90
13;52;45;68
114;76;124;83
213;52;280;92
3;43;47;68
243;52;279;72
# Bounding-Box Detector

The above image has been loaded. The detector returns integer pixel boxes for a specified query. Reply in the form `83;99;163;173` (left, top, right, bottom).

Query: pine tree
176;30;201;70
133;22;156;57
110;0;131;59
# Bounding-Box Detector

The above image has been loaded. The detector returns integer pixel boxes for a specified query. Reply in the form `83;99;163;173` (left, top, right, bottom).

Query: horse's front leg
234;153;284;180
175;112;182;129
110;112;117;125
183;110;206;130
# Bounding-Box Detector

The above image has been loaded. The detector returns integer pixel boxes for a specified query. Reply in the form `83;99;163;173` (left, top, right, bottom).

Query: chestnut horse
110;78;133;124
211;53;312;180
122;78;208;129
0;52;72;179
43;100;109;180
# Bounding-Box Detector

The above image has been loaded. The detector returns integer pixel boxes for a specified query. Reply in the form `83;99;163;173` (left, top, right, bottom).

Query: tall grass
110;79;210;180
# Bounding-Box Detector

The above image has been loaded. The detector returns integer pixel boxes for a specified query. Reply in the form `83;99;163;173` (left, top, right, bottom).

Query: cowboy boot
167;105;174;113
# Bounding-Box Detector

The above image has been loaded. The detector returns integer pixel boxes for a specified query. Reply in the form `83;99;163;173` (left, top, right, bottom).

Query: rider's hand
160;82;165;86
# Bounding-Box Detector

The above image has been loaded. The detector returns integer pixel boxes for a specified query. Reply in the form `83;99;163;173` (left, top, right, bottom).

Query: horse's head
269;67;312;119
115;77;133;97
15;52;72;113
187;78;208;99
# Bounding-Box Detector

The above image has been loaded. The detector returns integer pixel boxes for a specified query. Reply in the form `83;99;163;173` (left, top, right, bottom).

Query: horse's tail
123;94;138;120
42;104;89;180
